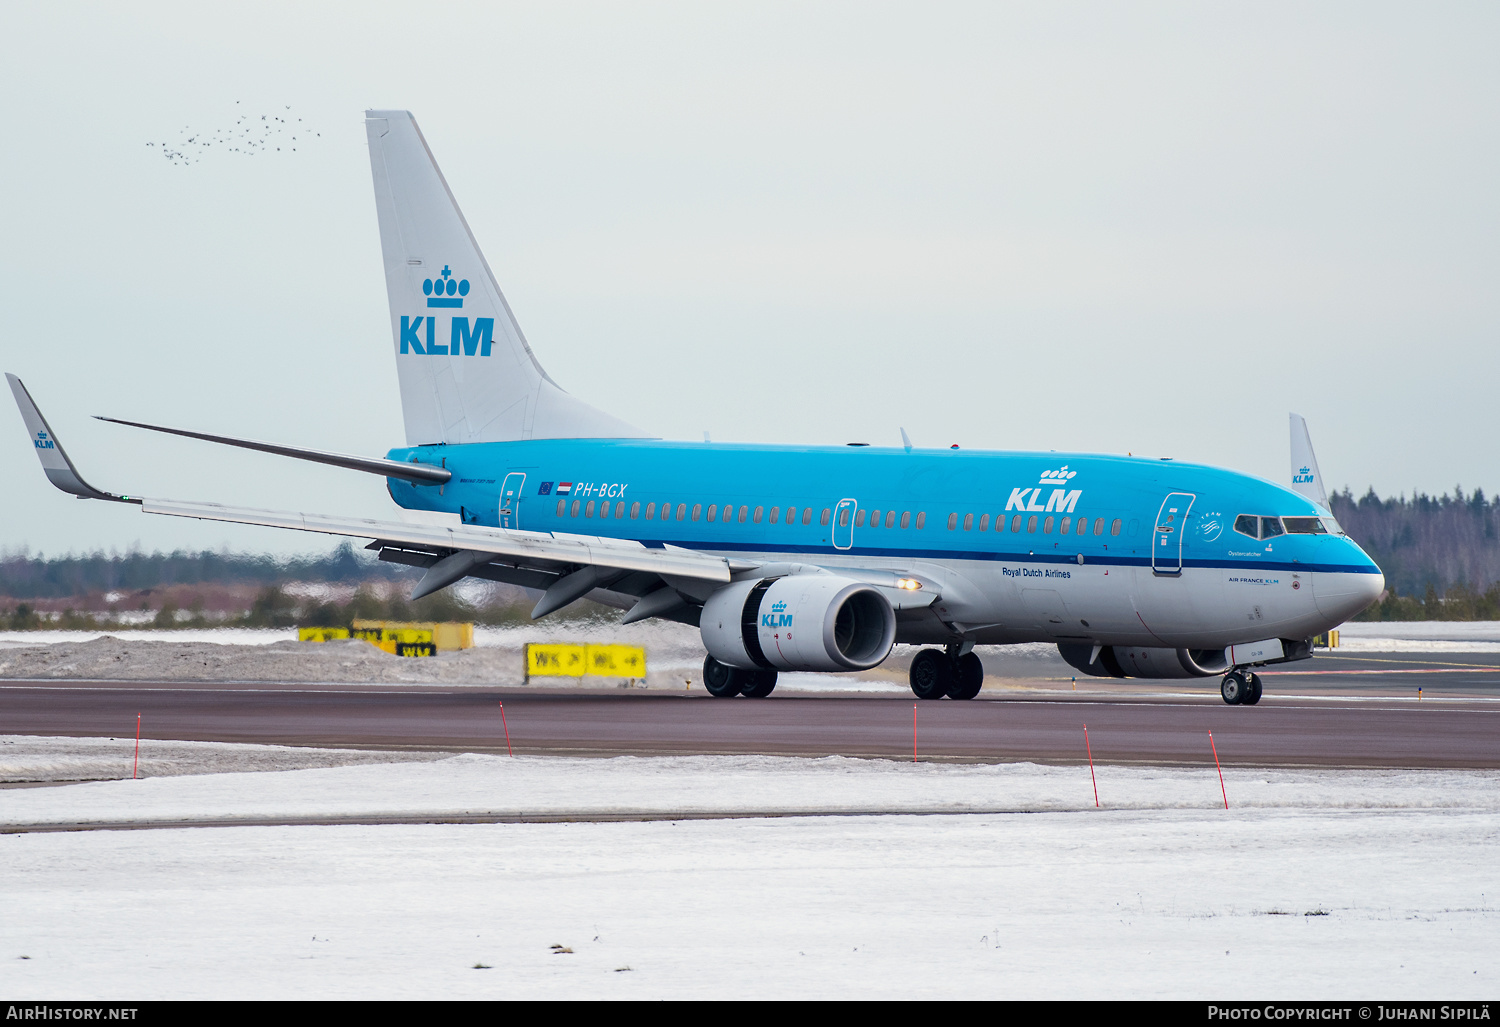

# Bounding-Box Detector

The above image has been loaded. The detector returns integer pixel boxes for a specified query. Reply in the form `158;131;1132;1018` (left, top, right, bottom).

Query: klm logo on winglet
424;265;469;308
1293;465;1316;485
33;430;54;450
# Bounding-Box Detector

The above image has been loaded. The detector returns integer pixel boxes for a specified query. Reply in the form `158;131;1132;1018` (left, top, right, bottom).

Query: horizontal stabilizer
141;498;733;583
95;416;450;485
6;374;138;503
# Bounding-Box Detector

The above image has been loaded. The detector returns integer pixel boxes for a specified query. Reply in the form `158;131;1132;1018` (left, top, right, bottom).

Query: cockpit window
1234;514;1259;539
1260;516;1285;539
1282;516;1328;535
1321;516;1344;535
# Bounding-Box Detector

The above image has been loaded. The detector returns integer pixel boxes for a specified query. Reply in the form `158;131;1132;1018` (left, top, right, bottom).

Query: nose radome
1313;567;1385;621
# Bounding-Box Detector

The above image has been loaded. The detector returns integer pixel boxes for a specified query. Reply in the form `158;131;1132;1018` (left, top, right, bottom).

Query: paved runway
2;650;1498;767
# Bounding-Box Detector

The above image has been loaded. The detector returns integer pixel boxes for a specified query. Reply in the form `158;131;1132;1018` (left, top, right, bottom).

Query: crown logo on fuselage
1038;465;1078;486
424;265;469;308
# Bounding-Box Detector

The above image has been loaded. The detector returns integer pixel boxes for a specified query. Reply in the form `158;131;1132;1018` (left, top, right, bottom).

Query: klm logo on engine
762;600;793;629
33;430;54;450
401;264;494;356
1006;465;1082;513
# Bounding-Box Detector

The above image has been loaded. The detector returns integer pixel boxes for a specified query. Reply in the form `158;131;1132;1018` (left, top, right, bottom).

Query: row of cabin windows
946;512;1123;537
550;496;1122;541
558;499;828;526
557;500;931;529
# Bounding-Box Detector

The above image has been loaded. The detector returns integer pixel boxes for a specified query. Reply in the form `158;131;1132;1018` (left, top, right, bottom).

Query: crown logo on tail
424;265;470;308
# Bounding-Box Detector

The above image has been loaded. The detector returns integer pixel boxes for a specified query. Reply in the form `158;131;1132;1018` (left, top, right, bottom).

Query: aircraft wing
141;498;732;585
8;375;733;619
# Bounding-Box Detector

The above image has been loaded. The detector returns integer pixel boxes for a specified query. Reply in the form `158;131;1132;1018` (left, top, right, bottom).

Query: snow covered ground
1;740;1496;999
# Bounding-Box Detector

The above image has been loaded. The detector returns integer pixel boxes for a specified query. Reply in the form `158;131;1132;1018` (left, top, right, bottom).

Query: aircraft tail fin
364;110;648;446
1289;413;1330;510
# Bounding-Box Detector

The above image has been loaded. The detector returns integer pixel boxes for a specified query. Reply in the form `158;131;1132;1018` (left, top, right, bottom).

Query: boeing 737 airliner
8;110;1384;705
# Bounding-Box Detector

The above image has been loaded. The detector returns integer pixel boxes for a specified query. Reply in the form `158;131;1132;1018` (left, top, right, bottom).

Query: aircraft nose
1313;543;1385;620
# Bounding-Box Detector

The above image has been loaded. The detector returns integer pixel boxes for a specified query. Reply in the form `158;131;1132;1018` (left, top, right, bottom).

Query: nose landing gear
1220;669;1263;705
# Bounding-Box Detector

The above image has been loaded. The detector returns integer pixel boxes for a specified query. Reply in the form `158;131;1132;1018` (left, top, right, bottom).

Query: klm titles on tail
400;263;494;356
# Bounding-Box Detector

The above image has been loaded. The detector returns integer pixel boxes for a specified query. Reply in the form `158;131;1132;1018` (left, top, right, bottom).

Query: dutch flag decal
556;482;573;495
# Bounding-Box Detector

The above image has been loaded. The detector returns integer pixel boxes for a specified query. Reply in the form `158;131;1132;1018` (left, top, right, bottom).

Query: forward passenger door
1151;492;1195;576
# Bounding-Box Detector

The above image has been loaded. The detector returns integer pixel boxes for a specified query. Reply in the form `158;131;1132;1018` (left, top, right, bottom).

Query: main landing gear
702;655;778;698
909;648;984;700
1220;669;1263;706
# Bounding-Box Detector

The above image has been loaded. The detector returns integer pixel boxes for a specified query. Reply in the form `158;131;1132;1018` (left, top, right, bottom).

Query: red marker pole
912;704;917;763
1083;725;1098;808
133;713;141;780
498;700;513;757
1209;731;1228;809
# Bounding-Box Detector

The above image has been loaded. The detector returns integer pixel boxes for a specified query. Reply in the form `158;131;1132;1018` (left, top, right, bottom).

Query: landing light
895;578;923;591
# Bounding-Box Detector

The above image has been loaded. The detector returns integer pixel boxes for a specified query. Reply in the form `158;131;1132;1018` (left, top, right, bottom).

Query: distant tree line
1329;486;1500;619
0;542;405;600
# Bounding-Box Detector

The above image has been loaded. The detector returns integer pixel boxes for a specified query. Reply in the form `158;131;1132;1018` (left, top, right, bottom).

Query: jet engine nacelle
701;575;897;673
1058;643;1230;679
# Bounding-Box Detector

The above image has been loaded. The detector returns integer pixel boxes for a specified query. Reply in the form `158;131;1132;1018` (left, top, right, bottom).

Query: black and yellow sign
526;643;646;680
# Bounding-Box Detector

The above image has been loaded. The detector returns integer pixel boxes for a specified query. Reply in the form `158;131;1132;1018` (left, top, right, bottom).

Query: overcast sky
3;2;1497;558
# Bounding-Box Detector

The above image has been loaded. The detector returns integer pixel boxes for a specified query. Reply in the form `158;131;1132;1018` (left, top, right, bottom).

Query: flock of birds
147;102;320;165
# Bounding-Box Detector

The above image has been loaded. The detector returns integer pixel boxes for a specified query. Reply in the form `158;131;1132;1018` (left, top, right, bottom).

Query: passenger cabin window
1011;515;1021;533
1027;515;1038;533
676;503;687;521
821;509;831;526
886;511;896;528
645;502;655;520
691;503;701;521
1059;516;1071;534
586;500;596;517
979;513;989;531
769;506;780;524
1093;517;1104;535
963;513;974;531
915;512;926;529
557;499;566;517
802;508;812;525
1281;516;1327;535
753;506;764;523
838;508;850;527
630;501;640;519
1043;516;1054;534
900;511;910;529
1077;517;1088;536
570;500;581;517
947;513;958;530
739;505;749;523
1110;518;1121;536
855;510;866;527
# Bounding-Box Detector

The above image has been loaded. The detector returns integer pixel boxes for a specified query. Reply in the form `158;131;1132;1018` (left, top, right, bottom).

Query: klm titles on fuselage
1003;567;1073;579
